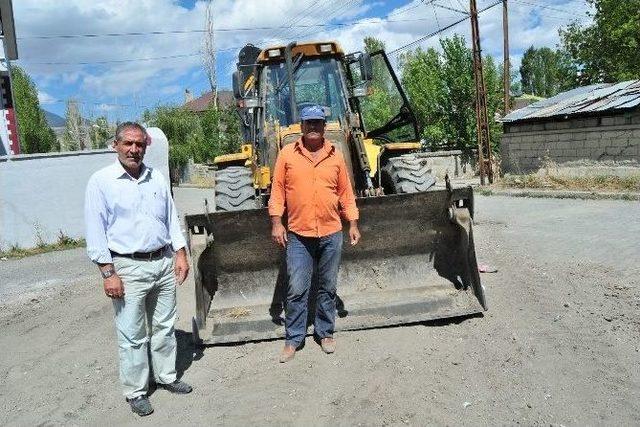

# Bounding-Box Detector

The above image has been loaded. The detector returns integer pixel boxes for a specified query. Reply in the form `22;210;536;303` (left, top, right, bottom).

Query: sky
10;0;592;122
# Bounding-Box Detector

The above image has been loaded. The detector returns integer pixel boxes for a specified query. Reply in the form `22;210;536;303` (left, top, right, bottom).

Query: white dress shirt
84;160;186;264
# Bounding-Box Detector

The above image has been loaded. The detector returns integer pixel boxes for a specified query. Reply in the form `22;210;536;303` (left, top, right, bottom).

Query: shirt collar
294;138;335;156
111;159;150;181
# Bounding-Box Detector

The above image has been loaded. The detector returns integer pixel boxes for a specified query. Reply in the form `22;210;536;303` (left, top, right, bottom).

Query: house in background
0;0;18;156
500;80;640;173
183;89;234;113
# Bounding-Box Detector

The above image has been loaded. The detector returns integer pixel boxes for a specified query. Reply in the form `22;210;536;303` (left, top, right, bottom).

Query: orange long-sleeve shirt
268;138;359;237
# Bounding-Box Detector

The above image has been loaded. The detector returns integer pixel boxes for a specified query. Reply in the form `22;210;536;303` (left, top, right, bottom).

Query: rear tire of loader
214;166;255;211
381;155;436;194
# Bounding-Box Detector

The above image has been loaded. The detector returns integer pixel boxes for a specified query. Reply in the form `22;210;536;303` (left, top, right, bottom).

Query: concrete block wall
501;111;640;173
415;150;476;179
0;128;169;250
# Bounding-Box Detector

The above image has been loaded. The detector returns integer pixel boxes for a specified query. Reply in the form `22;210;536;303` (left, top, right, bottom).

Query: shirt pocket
149;190;167;222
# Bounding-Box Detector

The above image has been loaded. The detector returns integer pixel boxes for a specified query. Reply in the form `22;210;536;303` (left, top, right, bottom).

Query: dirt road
1;193;638;426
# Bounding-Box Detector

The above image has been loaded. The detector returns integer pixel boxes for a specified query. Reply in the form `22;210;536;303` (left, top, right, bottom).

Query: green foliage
359;37;411;140
364;37;385;53
0;231;85;259
560;0;640;84
200;105;242;158
400;35;503;151
519;46;577;97
143;104;242;170
10;65;58;153
90;116;111;149
62;99;83;151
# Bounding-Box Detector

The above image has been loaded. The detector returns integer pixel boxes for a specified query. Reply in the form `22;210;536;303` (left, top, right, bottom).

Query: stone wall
415;150;476;179
501;110;640;173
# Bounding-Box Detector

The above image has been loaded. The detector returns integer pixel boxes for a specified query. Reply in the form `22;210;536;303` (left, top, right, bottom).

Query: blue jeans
285;231;343;347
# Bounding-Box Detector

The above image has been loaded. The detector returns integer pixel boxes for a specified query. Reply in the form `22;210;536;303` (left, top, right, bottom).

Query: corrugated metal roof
502;80;640;123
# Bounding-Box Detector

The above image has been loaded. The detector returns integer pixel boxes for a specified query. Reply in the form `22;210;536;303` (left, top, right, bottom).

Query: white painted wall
0;127;169;250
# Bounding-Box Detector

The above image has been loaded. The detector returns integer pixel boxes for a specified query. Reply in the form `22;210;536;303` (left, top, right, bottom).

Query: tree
62;99;90;151
200;105;242;159
560;0;640;84
10;65;58;153
519;46;577;97
142;106;203;170
400;35;503;151
90;116;111;149
142;104;242;171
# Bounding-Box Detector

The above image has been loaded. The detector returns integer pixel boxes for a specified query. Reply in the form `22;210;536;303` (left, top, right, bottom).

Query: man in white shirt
84;122;192;417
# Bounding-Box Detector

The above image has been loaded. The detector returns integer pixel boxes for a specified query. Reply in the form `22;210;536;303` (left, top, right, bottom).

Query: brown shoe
320;337;336;354
279;344;296;363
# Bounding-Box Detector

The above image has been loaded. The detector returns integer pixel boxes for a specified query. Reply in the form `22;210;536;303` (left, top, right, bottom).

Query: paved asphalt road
1;189;638;301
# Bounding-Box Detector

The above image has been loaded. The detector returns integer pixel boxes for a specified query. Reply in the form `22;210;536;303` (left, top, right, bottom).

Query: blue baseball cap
300;105;326;122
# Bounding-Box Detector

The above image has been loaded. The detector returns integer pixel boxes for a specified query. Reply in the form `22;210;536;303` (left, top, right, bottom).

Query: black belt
111;246;167;261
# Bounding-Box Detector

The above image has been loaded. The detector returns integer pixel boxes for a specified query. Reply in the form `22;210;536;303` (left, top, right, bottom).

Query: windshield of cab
263;57;348;127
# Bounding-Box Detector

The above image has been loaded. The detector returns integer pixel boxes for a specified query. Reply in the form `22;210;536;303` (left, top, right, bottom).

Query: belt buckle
132;252;150;261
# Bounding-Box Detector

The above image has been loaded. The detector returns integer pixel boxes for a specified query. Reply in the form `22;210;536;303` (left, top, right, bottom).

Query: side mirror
232;71;243;100
359;53;373;82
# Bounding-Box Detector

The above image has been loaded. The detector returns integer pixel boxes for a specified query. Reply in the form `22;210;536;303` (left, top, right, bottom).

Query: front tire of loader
381;155;436;194
214;166;255;211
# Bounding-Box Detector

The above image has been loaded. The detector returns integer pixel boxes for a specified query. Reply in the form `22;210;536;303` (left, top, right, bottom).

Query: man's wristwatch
101;268;116;279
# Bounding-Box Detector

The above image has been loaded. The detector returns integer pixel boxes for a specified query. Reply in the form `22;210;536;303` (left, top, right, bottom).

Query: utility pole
470;0;493;184
503;0;510;115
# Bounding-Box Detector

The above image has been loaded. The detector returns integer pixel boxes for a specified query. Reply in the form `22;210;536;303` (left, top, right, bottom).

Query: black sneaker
126;395;154;416
159;380;193;394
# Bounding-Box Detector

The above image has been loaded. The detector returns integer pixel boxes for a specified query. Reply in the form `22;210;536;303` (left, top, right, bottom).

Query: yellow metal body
213;144;253;166
256;166;270;189
257;41;343;62
363;140;422;178
214;40;422;190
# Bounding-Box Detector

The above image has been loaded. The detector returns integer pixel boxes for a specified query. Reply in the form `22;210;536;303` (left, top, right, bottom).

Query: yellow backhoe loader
186;41;486;344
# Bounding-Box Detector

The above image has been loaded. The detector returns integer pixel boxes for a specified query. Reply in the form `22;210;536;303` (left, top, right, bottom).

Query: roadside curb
479;188;640;201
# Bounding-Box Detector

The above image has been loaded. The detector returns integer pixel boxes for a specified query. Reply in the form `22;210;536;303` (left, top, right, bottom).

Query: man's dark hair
115;122;147;141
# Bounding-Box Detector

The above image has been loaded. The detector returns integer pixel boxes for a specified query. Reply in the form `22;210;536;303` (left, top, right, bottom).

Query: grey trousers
112;253;177;399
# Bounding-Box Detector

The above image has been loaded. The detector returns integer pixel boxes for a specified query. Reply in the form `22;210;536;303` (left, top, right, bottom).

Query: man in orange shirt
269;105;361;363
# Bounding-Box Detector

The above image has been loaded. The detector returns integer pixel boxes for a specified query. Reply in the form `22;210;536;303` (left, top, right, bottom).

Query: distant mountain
43;110;65;128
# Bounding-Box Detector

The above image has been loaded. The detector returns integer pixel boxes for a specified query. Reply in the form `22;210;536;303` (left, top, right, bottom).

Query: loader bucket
187;186;486;345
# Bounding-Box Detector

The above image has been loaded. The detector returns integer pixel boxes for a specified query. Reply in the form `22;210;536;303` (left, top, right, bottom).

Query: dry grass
0;231;85;259
497;174;640;192
226;307;252;318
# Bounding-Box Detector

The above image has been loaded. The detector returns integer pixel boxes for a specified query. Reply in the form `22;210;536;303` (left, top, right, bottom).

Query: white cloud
37;90;56;104
14;0;592;120
96;103;117;112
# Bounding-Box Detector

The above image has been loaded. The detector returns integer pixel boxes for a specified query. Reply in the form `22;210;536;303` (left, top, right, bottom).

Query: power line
276;0;360;44
387;1;430;18
454;0;468;13
24;52;200;65
266;0;321;44
19;13;461;65
20;46;243;65
512;0;582;16
510;0;588;22
389;0;502;55
432;1;468;15
19;12;410;40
